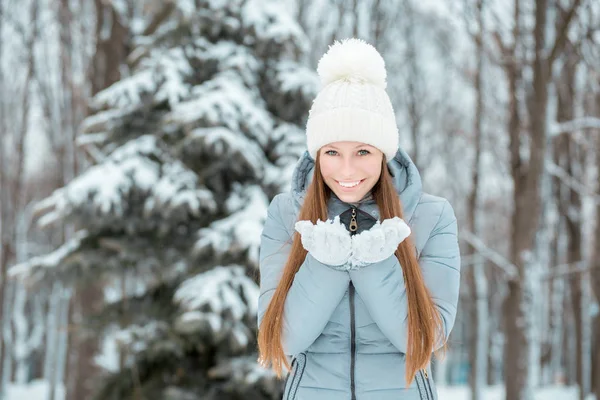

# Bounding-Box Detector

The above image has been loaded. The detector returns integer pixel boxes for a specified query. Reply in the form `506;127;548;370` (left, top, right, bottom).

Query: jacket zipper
349;206;358;232
348;205;430;399
349;281;356;400
422;368;434;399
349;205;358;400
416;368;434;400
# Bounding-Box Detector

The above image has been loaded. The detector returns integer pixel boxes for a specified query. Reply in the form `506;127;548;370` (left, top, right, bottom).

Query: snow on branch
92;46;193;112
274;60;319;98
75;132;109;146
93;69;157;111
187;126;267;180
114;321;170;354
545;161;600;203
80;108;132;135
166;72;273;147
540;260;589;280
549;117;600;136
459;230;519;279
241;0;308;53
30;135;217;231
9;230;89;280
193;184;268;266
173;265;259;351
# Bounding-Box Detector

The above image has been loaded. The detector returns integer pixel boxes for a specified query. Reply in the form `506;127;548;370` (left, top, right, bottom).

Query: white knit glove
348;217;411;269
294;216;352;269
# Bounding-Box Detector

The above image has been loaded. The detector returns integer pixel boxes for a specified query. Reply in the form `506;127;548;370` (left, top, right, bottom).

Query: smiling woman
257;38;460;400
319;142;383;204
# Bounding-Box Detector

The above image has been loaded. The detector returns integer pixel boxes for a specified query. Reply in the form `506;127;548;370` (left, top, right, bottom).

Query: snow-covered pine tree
10;1;318;399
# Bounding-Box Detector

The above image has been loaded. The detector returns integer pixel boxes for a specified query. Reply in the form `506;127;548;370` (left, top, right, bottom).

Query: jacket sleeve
257;194;350;356
348;200;460;354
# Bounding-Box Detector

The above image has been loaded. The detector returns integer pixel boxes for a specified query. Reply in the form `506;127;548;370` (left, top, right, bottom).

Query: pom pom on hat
317;38;387;89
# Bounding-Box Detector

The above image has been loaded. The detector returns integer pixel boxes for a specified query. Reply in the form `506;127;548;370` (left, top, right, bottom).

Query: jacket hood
289;148;423;221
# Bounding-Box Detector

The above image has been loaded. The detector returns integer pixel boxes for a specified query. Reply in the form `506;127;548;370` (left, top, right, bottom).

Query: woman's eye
324;149;369;156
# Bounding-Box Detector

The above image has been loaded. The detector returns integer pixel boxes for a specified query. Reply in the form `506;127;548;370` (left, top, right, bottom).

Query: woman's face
319;141;383;203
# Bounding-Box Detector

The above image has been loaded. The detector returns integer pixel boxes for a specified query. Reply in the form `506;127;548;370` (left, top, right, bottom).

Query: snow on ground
7;380;65;400
438;384;596;400
6;381;597;400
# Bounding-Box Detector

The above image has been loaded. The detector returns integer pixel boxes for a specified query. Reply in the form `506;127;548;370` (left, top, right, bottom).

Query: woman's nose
339;157;357;177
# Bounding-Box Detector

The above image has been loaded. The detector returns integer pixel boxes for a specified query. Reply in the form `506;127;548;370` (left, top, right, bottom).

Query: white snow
27;135;217;230
167;72;273;147
174;265;259;320
6;380;65;400
3;382;593;400
93;68;156;110
9;230;89;278
275;60;319;97
241;0;309;51
113;321;169;354
437;385;594;400
188;126;266;175
173;265;259;343
199;40;261;86
193;184;269;266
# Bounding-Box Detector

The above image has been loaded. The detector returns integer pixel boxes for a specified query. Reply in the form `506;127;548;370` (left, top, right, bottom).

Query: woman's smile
336;179;366;190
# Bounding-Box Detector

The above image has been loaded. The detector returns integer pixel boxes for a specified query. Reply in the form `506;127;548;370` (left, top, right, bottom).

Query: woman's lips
336;179;365;191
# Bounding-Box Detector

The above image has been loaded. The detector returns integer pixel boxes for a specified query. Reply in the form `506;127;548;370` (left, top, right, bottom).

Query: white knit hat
306;38;399;161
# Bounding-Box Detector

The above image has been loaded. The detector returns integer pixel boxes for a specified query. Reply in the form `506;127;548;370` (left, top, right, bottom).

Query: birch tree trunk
66;2;129;399
590;89;600;400
555;50;585;399
0;0;6;392
0;0;39;395
467;1;488;398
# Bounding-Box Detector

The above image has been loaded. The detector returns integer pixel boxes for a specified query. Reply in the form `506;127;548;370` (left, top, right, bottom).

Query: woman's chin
333;189;364;203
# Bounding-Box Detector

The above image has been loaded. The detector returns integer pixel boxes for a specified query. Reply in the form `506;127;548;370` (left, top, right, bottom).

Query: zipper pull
423;368;429;379
349;207;358;232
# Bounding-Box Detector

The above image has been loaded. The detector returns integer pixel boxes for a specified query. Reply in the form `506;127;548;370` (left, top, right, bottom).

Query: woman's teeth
338;179;363;188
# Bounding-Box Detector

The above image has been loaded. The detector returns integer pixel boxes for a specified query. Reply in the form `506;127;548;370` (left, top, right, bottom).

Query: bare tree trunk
467;1;488;398
56;1;102;398
555;49;585;399
0;1;12;389
502;1;526;396
504;1;548;397
351;0;359;38
564;283;577;385
0;2;7;396
371;0;383;44
66;2;129;399
89;0;128;97
0;0;39;394
488;274;504;386
546;125;566;384
502;0;582;398
590;89;600;400
402;0;422;169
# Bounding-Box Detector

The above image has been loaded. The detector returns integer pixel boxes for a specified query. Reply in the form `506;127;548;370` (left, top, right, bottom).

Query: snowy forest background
0;0;599;399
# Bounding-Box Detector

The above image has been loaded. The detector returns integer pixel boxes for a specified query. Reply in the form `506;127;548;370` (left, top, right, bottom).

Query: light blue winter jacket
257;148;461;400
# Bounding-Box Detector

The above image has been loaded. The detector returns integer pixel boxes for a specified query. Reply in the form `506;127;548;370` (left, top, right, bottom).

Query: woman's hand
348;217;411;269
294;216;352;268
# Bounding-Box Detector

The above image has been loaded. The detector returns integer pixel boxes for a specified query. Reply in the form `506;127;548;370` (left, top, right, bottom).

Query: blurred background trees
0;0;599;399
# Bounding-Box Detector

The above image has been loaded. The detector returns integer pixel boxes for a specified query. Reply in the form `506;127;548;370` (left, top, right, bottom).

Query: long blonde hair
257;152;445;385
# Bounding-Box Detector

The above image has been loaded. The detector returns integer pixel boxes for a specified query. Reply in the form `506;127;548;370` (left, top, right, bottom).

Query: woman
257;38;460;400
